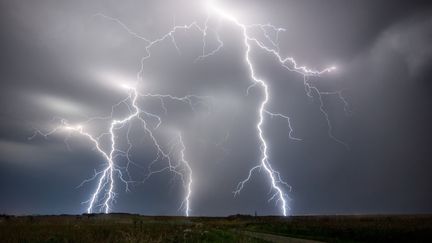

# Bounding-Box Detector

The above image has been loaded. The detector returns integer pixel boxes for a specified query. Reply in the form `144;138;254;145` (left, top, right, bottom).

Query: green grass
1;214;431;242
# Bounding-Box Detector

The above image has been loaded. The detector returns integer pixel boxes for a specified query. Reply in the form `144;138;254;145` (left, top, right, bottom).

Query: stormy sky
1;0;432;216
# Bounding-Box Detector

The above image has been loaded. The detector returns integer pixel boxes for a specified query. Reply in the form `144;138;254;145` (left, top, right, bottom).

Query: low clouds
366;14;432;79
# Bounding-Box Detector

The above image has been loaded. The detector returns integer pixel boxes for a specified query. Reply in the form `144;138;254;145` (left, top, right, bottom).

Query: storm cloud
0;0;431;216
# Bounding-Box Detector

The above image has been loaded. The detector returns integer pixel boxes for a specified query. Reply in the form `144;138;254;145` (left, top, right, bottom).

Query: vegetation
0;214;431;242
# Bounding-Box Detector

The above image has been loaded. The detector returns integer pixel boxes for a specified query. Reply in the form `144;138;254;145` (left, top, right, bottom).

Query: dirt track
244;231;324;243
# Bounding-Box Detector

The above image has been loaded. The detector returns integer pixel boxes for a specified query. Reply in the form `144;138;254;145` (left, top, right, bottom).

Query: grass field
1;214;431;242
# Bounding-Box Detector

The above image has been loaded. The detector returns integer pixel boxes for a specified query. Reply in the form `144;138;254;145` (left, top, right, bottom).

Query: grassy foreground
1;214;431;242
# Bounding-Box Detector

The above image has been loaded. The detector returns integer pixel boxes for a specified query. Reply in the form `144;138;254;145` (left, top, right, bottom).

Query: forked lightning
32;0;349;216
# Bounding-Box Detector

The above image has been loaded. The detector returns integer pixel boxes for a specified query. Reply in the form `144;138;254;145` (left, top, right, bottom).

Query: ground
1;214;431;242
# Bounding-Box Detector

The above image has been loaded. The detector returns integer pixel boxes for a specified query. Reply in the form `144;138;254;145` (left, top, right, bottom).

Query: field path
244;231;325;243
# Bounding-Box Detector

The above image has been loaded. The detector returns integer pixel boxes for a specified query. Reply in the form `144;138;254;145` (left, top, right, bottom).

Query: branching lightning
31;0;349;216
32;85;201;216
204;0;347;216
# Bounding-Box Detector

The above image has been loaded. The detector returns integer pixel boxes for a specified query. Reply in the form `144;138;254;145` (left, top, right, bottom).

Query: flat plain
1;214;431;242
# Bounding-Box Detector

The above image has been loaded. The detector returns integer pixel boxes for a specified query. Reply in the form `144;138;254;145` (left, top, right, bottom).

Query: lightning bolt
177;133;193;217
31;85;202;216
31;0;349;216
204;1;347;216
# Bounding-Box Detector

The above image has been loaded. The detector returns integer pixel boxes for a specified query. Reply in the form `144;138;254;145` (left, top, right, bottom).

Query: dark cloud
0;0;431;215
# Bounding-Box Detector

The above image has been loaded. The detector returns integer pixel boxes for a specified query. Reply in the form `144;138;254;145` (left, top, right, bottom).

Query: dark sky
0;0;432;216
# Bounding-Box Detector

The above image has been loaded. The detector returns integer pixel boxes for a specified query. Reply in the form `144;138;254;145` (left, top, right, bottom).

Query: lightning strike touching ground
31;85;203;215
205;0;347;216
31;0;349;216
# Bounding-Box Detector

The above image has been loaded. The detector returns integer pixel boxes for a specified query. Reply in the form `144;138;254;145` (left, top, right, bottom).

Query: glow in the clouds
32;84;199;216
206;1;343;216
31;0;348;216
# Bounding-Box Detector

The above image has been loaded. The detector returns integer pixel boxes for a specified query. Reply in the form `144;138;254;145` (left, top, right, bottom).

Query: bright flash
206;0;236;21
31;0;349;217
